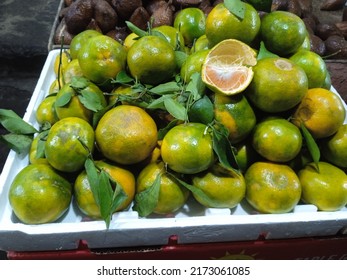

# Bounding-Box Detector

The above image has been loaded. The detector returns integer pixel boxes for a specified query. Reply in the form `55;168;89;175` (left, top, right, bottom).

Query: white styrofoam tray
1;49;347;252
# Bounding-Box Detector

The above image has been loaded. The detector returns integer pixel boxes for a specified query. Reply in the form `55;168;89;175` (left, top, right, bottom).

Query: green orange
245;57;308;113
78;34;127;85
45;117;95;173
298;162;347;211
136;161;190;214
9;163;72;224
70;29;102;59
205;3;260;47
260;10;307;56
173;7;206;47
161;122;214;174
214;93;256;144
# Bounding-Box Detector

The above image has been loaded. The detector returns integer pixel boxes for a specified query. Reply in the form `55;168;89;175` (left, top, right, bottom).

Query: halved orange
201;39;257;95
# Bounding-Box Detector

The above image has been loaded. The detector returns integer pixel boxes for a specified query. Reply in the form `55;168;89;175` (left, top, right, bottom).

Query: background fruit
260;10;307;56
45;117;95;173
252;118;302;163
205;3;260;47
161;122;214;174
298;162;347;211
245;162;302;214
291;88;346;139
127;35;176;85
152;25;185;51
95;105;158;165
136;161;190;215
173;7;206;47
180;49;209;83
9;164;72;224
245;57;308;113
192;164;246;209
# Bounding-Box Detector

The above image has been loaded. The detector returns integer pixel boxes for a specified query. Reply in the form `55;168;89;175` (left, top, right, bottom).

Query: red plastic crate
7;234;347;260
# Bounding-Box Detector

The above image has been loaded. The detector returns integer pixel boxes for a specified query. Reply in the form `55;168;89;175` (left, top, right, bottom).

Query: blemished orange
9;163;72;224
245;161;302;214
45;117;95;173
191;163;246;209
205;3;260;47
161;122;214;174
201;39;257;95
95;105;158;165
245;57;308;113
136;161;190;215
291;88;346;139
298;162;347;211
74;160;136;218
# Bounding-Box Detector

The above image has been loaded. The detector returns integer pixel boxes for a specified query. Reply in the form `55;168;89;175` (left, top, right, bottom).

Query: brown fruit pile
54;0;222;45
54;0;347;59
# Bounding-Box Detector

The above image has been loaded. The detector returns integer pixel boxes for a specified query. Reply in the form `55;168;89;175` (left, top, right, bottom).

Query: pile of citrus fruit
5;1;347;227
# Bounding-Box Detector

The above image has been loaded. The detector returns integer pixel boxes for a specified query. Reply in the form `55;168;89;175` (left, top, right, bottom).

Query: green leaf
55;91;72;107
70;76;89;90
125;21;148;37
150;81;181;95
109;180;128;215
186;72;205;101
0;133;33;154
146;95;168;110
0;109;38;134
301;123;320;172
98;171;115;228
257;41;279;60
211;124;240;172
167;172;218;206
85;158;101;205
78;89;105;112
112;70;135;85
133;173;161;217
164;97;187;121
158;119;180;140
224;0;246;20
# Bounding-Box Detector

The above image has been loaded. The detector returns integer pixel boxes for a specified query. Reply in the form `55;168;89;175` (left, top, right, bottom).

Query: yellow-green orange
95;105;158;165
70;29;101;59
36;95;58;125
291;88;346;139
161;122;214;174
298;162;347;211
9;163;72;224
252;118;302;162
127;35;176;85
74;160;136;218
152;25;185;50
45;117;95;172
180;49;209;83
78;35;127;85
192;164;246;208
245;162;302;214
260;11;307;56
246;57;308;113
205;3;260;47
173;7;206;47
136;161;190;215
214;93;256;144
289;50;328;89
321;124;347;168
